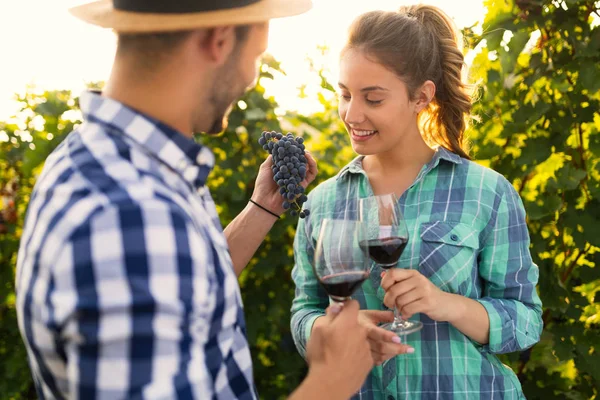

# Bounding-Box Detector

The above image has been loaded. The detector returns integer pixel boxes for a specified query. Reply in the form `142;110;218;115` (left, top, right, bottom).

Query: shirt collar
336;146;463;181
79;90;214;189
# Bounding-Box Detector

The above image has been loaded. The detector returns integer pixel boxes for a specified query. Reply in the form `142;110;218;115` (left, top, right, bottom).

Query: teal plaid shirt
291;148;543;400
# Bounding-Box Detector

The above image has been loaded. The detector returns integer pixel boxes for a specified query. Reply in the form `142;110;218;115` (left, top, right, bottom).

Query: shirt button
450;234;459;241
197;186;207;196
197;148;215;166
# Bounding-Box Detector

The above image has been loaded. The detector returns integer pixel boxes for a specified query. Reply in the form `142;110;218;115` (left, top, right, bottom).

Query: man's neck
102;60;210;137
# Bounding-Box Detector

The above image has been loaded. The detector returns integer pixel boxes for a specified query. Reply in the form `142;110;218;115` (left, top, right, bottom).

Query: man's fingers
260;154;274;170
325;302;343;316
371;341;415;356
305;150;317;170
331;300;360;327
366;324;400;344
371;350;389;365
303;150;318;184
370;342;415;365
319;302;343;324
363;310;394;324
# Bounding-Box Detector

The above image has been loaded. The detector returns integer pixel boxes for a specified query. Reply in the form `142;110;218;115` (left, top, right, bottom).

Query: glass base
381;320;423;336
330;295;350;303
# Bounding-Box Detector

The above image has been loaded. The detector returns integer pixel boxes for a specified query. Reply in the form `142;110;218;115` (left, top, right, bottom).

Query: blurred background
1;0;599;399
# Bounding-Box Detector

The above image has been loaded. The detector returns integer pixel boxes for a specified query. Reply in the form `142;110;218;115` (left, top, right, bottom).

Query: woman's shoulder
452;157;518;197
307;156;363;201
306;174;339;203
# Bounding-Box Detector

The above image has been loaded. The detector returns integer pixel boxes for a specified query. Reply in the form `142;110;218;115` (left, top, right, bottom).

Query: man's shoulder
24;125;192;258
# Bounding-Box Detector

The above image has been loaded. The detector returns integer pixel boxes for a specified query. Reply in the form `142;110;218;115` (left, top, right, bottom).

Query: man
15;1;375;399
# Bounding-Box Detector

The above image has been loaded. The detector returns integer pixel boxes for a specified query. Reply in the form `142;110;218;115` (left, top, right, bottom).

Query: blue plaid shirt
16;91;256;399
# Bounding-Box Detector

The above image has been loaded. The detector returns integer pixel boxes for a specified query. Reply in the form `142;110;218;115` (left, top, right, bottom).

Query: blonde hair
344;5;474;159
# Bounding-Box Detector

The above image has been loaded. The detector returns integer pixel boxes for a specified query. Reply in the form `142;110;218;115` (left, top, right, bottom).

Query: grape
258;130;311;219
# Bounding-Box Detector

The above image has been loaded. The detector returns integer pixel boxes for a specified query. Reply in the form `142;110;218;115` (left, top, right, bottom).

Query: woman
290;4;543;399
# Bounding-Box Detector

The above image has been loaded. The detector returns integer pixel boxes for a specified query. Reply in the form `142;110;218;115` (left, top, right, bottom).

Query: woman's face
338;48;422;156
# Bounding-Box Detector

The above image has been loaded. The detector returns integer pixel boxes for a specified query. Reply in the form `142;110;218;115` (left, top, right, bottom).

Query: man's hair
116;24;251;67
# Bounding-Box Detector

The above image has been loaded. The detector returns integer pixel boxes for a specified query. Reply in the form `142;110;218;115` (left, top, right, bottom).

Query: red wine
360;237;408;268
319;271;368;300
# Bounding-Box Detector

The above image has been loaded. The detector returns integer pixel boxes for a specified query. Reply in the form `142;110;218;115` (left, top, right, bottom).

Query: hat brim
69;0;313;33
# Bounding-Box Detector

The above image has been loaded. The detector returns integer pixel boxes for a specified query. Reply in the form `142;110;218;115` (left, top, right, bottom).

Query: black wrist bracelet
249;199;280;219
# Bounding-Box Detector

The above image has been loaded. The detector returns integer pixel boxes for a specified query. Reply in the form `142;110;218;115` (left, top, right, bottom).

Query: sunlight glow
1;0;486;119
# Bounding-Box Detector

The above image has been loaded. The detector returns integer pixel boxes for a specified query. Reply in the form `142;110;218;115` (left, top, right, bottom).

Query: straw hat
70;0;313;33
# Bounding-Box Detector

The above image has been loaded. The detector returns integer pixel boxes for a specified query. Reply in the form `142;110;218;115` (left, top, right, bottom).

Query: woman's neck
363;135;435;177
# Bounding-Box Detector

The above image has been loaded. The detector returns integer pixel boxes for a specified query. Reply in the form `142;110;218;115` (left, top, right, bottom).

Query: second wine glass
313;219;370;303
359;193;423;336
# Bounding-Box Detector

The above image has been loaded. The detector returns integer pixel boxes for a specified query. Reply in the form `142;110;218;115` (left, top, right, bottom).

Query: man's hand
251;151;317;216
224;150;315;275
304;301;373;399
358;310;414;365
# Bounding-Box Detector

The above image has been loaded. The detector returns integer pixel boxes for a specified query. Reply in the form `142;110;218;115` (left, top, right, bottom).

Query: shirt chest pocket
418;221;479;296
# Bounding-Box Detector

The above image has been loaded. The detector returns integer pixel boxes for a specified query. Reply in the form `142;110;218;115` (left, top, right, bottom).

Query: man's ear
201;26;236;65
413;80;436;113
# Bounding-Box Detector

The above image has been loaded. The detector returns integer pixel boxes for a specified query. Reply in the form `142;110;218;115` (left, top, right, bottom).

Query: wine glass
313;219;370;303
358;193;423;336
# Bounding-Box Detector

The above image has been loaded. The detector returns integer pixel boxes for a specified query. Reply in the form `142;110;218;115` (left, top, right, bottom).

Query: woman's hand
380;269;457;322
357;310;414;365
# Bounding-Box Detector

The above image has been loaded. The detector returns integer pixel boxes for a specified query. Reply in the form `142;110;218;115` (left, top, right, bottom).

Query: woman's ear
413;80;436;113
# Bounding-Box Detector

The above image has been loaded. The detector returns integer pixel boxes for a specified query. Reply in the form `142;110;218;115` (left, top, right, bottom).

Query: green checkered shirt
291;148;543;400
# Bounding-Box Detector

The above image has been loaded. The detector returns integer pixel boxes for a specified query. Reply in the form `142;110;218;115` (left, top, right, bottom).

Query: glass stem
392;306;404;328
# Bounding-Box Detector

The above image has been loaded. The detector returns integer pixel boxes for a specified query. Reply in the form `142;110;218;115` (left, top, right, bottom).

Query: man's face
204;23;269;134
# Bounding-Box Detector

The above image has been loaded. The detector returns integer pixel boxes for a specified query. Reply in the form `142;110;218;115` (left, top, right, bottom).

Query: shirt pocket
418;221;479;295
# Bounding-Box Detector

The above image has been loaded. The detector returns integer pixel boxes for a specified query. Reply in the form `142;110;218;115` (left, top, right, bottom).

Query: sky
0;0;486;118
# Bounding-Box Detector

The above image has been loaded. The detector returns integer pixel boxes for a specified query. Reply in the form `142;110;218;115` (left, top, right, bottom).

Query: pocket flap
420;221;479;249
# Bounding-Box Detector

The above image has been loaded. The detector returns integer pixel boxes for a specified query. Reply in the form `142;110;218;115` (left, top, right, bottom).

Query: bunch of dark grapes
258;131;310;219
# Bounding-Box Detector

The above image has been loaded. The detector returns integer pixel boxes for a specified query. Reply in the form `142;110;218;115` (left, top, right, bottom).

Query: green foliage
0;89;78;399
470;0;600;398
